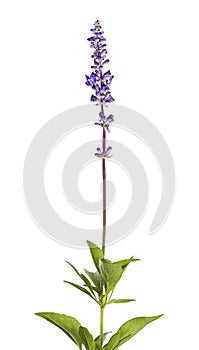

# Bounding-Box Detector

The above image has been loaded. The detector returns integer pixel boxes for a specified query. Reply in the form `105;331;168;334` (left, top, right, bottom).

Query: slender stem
99;69;107;345
102;126;106;255
100;306;104;346
100;127;106;340
99;68;107;255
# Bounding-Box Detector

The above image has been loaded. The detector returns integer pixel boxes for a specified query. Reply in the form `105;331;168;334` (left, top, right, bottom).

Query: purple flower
85;20;114;108
85;20;115;158
105;95;114;103
95;146;113;158
94;112;115;132
85;73;97;88
102;59;109;65
106;114;114;123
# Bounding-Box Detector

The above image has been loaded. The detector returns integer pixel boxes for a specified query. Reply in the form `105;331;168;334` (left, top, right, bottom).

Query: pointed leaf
64;280;98;303
79;326;95;350
95;344;104;350
95;345;103;350
87;241;104;271
65;260;80;275
113;257;140;272
84;269;101;293
81;275;97;296
104;314;163;350
35;312;82;349
94;332;112;345
99;259;123;294
107;299;135;305
66;261;97;297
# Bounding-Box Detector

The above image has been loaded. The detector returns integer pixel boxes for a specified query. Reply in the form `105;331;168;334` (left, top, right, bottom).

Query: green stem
100;305;105;346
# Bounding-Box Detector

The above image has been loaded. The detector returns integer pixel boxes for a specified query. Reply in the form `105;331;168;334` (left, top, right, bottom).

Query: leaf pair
35;312;107;350
35;312;163;350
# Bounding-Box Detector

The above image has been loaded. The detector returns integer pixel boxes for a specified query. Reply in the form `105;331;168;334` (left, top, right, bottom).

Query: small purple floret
91;95;99;102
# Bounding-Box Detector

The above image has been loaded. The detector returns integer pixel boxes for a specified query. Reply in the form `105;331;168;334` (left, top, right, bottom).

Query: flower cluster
85;20;114;106
86;20;115;159
94;111;114;133
95;146;113;159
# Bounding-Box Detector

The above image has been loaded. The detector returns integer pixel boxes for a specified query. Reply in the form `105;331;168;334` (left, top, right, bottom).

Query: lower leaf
35;312;83;349
104;314;163;350
79;326;95;350
94;331;112;345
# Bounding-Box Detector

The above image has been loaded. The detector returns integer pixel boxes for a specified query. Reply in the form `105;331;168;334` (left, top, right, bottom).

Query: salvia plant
35;20;163;349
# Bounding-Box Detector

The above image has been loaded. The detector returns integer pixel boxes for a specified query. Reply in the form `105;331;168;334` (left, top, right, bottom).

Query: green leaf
66;261;97;297
94;332;112;345
84;269;101;293
113;257;140;272
104;314;163;350
79;326;95;350
107;299;135;305
35;312;82;349
87;241;104;271
64;280;98;303
95;345;103;350
65;260;80;276
99;259;123;294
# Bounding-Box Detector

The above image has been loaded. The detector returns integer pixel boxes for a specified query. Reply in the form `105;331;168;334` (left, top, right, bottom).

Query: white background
1;0;199;349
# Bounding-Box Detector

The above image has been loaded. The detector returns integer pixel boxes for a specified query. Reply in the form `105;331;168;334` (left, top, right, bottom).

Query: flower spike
86;20;115;118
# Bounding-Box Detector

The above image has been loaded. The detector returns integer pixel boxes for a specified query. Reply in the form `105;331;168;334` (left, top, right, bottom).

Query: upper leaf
35;312;83;349
99;259;123;294
87;241;104;271
84;269;101;293
107;299;135;305
79;326;95;350
64;280;98;303
66;261;97;297
104;314;163;350
113;257;140;272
